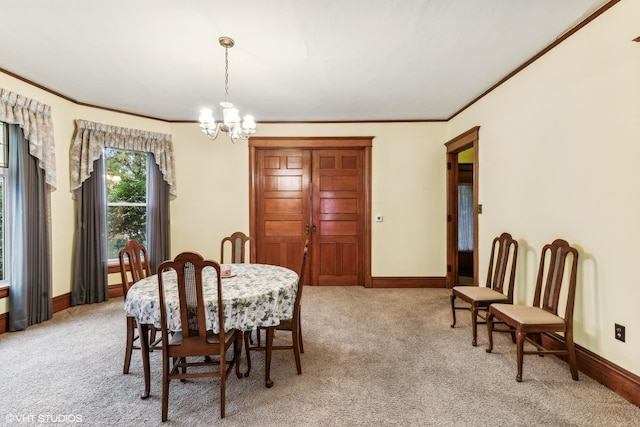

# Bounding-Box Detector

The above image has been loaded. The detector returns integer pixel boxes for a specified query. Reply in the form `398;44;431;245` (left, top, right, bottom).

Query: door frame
248;136;373;287
444;127;480;289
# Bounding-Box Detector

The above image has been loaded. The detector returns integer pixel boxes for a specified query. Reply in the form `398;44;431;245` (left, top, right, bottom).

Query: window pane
105;148;146;203
105;148;147;259
107;205;147;260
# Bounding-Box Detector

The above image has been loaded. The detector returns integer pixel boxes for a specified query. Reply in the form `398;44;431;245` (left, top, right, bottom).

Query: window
0;122;8;282
105;148;147;260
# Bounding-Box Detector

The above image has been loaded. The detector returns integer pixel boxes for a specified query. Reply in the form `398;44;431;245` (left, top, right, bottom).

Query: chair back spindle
485;232;518;301
119;239;152;296
534;239;578;317
221;231;256;264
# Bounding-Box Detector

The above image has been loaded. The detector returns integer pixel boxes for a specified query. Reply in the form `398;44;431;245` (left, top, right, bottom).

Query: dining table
123;262;299;398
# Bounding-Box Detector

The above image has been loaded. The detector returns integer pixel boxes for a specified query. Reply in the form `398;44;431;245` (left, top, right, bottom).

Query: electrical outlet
615;324;625;342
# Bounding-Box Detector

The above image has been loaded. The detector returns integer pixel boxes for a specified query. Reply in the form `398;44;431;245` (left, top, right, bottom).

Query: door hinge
447;162;452;170
447;264;452;272
447;214;452;222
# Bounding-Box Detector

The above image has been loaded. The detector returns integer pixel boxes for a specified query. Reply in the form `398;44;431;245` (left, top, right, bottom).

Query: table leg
265;326;275;388
243;331;252;377
139;323;151;399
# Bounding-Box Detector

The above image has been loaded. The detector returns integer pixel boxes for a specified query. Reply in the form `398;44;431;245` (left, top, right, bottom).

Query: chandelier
198;36;256;143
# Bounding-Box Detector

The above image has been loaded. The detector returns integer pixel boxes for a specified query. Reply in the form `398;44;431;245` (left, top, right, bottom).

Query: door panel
256;149;311;277
254;144;367;287
312;150;364;285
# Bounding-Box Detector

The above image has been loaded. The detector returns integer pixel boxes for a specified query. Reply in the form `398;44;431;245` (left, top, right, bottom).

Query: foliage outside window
105;148;147;260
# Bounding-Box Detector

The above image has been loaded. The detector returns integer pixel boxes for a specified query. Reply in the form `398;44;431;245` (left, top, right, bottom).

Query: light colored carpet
1;286;638;426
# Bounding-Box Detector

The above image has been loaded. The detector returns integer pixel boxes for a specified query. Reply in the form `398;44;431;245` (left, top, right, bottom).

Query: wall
168;122;448;277
0;69;449;315
458;147;474;163
447;0;640;375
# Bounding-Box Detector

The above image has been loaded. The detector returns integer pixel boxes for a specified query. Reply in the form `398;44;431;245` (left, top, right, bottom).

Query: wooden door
312;149;364;285
252;139;371;287
255;149;311;277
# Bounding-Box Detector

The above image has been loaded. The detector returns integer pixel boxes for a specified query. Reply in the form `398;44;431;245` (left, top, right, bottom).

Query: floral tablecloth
124;263;298;334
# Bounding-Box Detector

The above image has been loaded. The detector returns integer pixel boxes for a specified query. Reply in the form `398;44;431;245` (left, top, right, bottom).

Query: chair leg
162;360;170;421
220;364;226;419
450;293;457;328
485;312;494;353
566;330;579;381
291;324;302;375
516;331;525;382
148;326;157;352
265;327;275;388
471;306;478;346
298;314;304;354
235;332;243;379
123;318;135;374
243;331;252;377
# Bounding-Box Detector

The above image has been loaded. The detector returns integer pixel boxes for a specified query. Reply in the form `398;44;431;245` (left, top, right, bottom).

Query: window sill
107;259;121;275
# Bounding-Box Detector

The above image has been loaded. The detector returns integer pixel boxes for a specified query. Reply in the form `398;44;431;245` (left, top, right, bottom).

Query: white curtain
458;183;474;252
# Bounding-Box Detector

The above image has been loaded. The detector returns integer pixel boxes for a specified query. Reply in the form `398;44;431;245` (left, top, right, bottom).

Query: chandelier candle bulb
223;106;240;126
199;109;215;126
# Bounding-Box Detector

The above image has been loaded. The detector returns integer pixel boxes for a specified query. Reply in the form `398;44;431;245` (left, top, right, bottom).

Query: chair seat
169;330;237;346
276;318;292;330
453;286;509;305
491;303;565;328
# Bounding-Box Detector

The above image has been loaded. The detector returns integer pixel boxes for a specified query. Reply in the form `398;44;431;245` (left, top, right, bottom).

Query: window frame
104;147;149;262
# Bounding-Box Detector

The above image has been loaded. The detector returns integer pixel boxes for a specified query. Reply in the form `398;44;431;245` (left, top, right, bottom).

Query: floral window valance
70;119;176;199
0;88;57;190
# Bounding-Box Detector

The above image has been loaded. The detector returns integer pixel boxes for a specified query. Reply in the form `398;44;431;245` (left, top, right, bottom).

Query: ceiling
1;0;610;123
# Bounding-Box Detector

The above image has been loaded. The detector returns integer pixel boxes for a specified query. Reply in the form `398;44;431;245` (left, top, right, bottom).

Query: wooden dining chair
119;239;159;374
245;240;308;376
220;231;256;264
450;232;518;346
158;252;243;421
486;238;579;382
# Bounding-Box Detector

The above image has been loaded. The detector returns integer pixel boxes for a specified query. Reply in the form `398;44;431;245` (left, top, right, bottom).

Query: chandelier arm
203;123;222;140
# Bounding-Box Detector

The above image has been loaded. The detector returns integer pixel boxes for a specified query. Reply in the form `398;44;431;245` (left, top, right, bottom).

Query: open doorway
444;127;479;288
457;149;474;284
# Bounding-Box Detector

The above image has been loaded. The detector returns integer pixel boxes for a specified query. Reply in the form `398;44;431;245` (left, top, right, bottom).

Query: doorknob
305;224;310;234
312;224;317;233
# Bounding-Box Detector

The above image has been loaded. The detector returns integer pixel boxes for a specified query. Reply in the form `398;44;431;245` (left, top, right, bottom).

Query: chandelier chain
224;47;229;102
